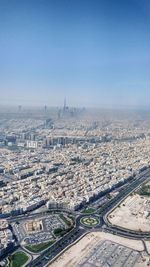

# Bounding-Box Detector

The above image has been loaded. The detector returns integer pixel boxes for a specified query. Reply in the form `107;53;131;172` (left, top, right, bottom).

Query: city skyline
0;0;150;108
1;2;150;265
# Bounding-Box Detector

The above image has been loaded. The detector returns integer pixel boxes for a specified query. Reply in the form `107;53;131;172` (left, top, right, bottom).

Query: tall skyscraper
18;105;22;112
44;105;47;112
63;97;66;112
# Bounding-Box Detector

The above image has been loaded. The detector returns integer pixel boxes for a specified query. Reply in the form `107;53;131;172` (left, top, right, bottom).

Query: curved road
5;168;150;267
25;168;150;266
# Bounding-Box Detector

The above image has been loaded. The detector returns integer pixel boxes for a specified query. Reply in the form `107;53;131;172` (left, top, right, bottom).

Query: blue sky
0;0;150;107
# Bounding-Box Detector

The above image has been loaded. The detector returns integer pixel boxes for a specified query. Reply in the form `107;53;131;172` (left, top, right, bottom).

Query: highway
27;168;150;266
4;167;150;266
26;227;86;267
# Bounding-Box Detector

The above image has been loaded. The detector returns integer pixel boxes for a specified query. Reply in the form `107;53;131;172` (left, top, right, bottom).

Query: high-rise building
63;97;66;112
18;105;22;112
44;105;47;112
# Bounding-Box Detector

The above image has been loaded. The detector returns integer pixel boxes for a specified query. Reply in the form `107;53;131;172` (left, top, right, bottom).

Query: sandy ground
109;194;150;232
48;231;146;267
145;241;150;254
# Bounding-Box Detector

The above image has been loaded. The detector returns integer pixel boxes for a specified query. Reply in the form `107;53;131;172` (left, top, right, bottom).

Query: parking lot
24;231;53;244
12;214;67;244
78;240;144;267
12;221;27;242
43;215;66;231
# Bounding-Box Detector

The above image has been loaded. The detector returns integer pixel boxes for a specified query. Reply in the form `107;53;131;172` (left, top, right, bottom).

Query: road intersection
5;167;150;267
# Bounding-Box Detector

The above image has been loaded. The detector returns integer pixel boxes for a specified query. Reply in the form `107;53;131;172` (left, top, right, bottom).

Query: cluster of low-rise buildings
0;108;150;258
0;112;150;218
0;219;15;257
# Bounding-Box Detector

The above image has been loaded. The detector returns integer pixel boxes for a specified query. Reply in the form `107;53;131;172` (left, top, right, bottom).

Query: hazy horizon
1;0;150;107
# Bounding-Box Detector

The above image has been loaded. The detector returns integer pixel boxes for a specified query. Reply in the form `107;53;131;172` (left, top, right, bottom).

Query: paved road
3;167;150;266
26;227;86;267
26;168;150;266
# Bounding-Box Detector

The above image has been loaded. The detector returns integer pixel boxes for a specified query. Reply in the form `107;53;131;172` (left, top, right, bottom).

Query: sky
0;0;150;108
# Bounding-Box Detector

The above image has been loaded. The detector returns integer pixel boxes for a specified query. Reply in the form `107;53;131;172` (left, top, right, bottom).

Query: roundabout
80;216;100;227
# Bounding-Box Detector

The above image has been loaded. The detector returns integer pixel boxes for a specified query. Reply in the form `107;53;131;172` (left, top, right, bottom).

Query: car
44;256;49;260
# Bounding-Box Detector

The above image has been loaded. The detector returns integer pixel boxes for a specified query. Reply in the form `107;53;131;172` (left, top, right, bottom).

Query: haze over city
0;0;150;107
1;1;150;267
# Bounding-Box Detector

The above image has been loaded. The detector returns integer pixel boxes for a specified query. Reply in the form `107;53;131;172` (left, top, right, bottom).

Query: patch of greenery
54;226;73;237
59;213;72;227
54;228;64;236
25;240;54;253
82;208;96;214
9;251;29;267
138;184;150;196
80;216;99;227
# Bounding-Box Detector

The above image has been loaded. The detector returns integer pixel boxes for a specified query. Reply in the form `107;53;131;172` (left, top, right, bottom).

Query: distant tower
44;105;47;112
58;109;61;119
63;97;66;112
18;105;22;112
